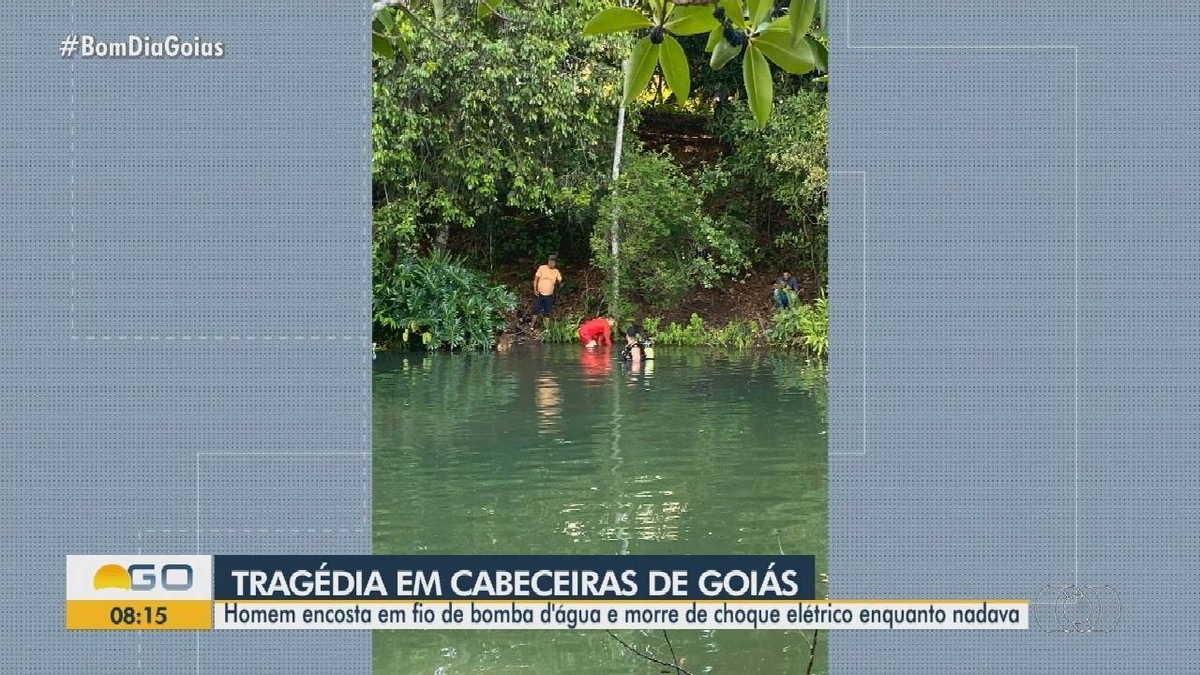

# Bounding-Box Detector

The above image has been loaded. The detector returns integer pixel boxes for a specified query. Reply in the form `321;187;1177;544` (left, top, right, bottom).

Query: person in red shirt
577;317;615;348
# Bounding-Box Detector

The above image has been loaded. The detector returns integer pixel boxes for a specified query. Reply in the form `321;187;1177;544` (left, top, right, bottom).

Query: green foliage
372;0;627;252
373;251;517;350
593;146;751;308
582;0;827;126
719;88;828;280
742;43;773;127
645;313;760;348
540;315;584;343
713;317;759;349
652;313;711;346
768;291;827;357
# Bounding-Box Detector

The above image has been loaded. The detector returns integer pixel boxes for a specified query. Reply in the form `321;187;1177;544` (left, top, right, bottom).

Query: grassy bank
538;293;827;358
373;254;828;358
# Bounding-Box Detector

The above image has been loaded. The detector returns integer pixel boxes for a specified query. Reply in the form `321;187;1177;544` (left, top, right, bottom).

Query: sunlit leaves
789;0;817;45
747;0;773;28
754;28;815;74
624;37;661;105
577;0;828;126
648;0;667;21
720;0;748;29
658;34;690;102
664;6;720;36
743;44;773;128
583;7;653;35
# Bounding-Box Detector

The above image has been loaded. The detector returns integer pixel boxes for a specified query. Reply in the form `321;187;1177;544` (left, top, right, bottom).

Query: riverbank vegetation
372;0;829;356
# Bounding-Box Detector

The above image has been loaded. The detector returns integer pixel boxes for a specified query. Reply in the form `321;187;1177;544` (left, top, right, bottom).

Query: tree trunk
609;98;626;320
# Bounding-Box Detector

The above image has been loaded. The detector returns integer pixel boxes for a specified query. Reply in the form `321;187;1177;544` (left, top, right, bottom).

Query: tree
371;0;630;260
592;146;750;309
718;88;828;281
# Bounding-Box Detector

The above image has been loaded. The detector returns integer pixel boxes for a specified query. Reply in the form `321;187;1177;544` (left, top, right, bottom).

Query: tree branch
607;631;695;675
661;630;683;675
805;628;819;675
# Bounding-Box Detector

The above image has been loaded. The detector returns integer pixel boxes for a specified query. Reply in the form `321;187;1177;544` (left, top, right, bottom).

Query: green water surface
374;345;828;674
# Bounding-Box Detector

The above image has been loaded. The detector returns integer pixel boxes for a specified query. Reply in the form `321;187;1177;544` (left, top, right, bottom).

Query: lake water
374;344;829;674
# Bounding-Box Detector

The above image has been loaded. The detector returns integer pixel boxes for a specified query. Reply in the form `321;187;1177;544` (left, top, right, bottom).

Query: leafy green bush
372;0;626;250
652;313;711;346
712;318;760;349
768;292;828;358
540;315;583;343
593;147;751;309
647;313;760;348
373;250;516;350
719;89;828;281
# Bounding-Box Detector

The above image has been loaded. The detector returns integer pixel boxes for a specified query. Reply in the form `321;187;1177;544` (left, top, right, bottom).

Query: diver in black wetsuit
620;326;654;361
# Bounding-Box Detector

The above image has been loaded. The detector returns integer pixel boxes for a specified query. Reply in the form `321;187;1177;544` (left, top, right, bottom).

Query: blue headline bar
212;555;816;601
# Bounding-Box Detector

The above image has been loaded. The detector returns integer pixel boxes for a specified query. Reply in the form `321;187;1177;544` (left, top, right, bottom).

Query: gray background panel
1;2;371;673
831;1;1199;673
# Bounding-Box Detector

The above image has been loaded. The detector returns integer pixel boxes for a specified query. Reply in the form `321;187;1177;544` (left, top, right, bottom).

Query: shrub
645;313;762;348
712;318;759;349
652;313;711;346
592;147;751;309
540;315;583;343
768;292;828;358
719;90;829;282
373;250;516;350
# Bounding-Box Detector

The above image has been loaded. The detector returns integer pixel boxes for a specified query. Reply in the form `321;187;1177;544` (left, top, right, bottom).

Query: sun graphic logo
91;562;194;592
92;563;134;590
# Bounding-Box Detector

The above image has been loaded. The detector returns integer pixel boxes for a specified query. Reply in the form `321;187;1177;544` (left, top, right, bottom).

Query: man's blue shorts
534;294;555;316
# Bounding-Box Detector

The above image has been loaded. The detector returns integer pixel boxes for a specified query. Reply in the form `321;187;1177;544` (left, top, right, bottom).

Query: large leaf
658;34;690;102
710;37;741;70
665;6;721;36
743;44;773;128
705;26;723;53
377;7;395;31
789;0;817;44
806;34;828;71
754;29;815;74
648;0;666;22
372;34;394;60
584;7;652;35
623;37;661;105
477;0;499;18
747;0;773;27
720;0;747;29
817;0;829;36
765;14;790;32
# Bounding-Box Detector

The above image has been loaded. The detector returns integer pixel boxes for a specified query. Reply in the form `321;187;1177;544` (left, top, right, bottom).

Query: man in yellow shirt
532;254;563;328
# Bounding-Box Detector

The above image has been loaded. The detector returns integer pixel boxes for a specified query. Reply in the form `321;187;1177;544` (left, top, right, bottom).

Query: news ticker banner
66;555;1028;631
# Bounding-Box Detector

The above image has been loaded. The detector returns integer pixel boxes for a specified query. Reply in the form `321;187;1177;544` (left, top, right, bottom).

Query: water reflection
533;373;561;435
579;346;612;386
374;345;828;674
